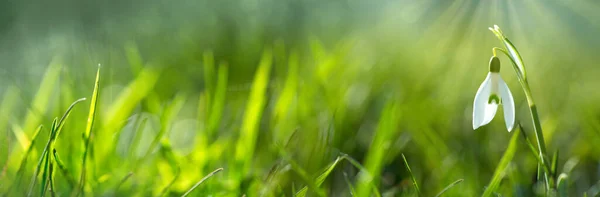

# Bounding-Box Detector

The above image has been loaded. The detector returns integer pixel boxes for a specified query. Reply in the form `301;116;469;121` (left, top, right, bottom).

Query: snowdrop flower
473;56;515;131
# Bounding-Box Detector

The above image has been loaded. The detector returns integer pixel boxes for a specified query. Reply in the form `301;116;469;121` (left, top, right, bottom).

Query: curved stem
492;47;507;58
496;47;554;189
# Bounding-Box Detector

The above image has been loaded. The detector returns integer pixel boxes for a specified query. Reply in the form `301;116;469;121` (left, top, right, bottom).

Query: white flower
473;56;515;131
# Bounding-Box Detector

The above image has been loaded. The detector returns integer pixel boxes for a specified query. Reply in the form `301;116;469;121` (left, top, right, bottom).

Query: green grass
1;1;600;196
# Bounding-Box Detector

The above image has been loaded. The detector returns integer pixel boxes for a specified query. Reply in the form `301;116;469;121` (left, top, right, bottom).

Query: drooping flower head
473;56;515;131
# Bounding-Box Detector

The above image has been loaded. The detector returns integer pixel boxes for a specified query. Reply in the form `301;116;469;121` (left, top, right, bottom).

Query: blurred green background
1;0;600;196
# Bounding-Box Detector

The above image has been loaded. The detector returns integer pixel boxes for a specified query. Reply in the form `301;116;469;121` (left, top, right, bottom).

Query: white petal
498;77;515;132
473;73;498;130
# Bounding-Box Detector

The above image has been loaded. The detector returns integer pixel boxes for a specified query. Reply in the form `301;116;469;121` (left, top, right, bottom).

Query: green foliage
1;1;600;196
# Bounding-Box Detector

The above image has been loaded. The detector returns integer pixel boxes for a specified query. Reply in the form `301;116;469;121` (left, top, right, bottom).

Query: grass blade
482;127;521;197
295;156;343;197
180;168;223;197
52;149;76;189
114;172;134;193
207;62;228;139
78;65;101;196
293;154;381;197
343;172;356;196
402;154;420;195
552;150;559;182
356;102;400;197
159;167;181;197
281;150;325;197
8;125;43;193
435;179;464;197
234;50;272;179
55;98;87;137
143;93;186;159
27;119;57;197
21;58;62;146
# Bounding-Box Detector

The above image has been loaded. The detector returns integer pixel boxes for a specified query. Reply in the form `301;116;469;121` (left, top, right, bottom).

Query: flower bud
489;56;500;73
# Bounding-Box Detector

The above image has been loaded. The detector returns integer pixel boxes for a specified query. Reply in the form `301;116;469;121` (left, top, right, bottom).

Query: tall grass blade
207;62;228;139
234;49;272;174
22;58;62;142
78;65;101;196
52;149;76;189
143;93;186;159
8;125;43;193
114;172;134;193
294;154;381;197
159;167;180;197
0;86;19;149
402;154;420;195
552;150;559;182
482;127;521;197
556;173;568;197
27;119;57;197
295;156;343;196
356;102;400;197
278;147;325;197
343;172;356;196
124;42;144;74
180;168;223;197
435;179;464;197
203;51;215;109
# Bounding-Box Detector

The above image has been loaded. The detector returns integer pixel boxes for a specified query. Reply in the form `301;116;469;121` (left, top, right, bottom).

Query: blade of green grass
234;49;272;183
8;125;43;194
295;156;343;197
343;172;356;196
402;154;421;196
0;86;19;147
21;58;62;145
206;62;228;139
78;65;101;197
9;58;62;175
356;102;400;197
434;179;464;197
203;51;215;111
280;149;325;197
27;119;57;197
272;51;298;143
180;168;223;197
482;127;521;197
294;154;382;197
41;98;86;197
556;173;567;197
159;167;181;197
519;124;552;184
114;172;133;193
101;66;160;162
551;150;559;183
143;93;186;159
52;149;76;189
341;155;382;197
125;41;144;74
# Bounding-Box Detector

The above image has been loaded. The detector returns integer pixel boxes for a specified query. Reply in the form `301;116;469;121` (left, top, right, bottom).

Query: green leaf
482;127;521;197
235;49;273;174
79;65;101;196
402;154;421;195
180;168;223;197
435;179;464;197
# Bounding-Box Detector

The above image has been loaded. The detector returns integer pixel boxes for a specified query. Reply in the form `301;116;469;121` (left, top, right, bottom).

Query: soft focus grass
1;0;600;196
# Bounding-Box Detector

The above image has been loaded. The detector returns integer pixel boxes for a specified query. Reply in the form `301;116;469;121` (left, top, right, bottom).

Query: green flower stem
493;46;554;189
522;82;554;189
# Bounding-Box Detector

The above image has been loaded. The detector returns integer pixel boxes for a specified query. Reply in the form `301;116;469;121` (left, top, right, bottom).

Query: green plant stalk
493;46;553;189
522;83;554;189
